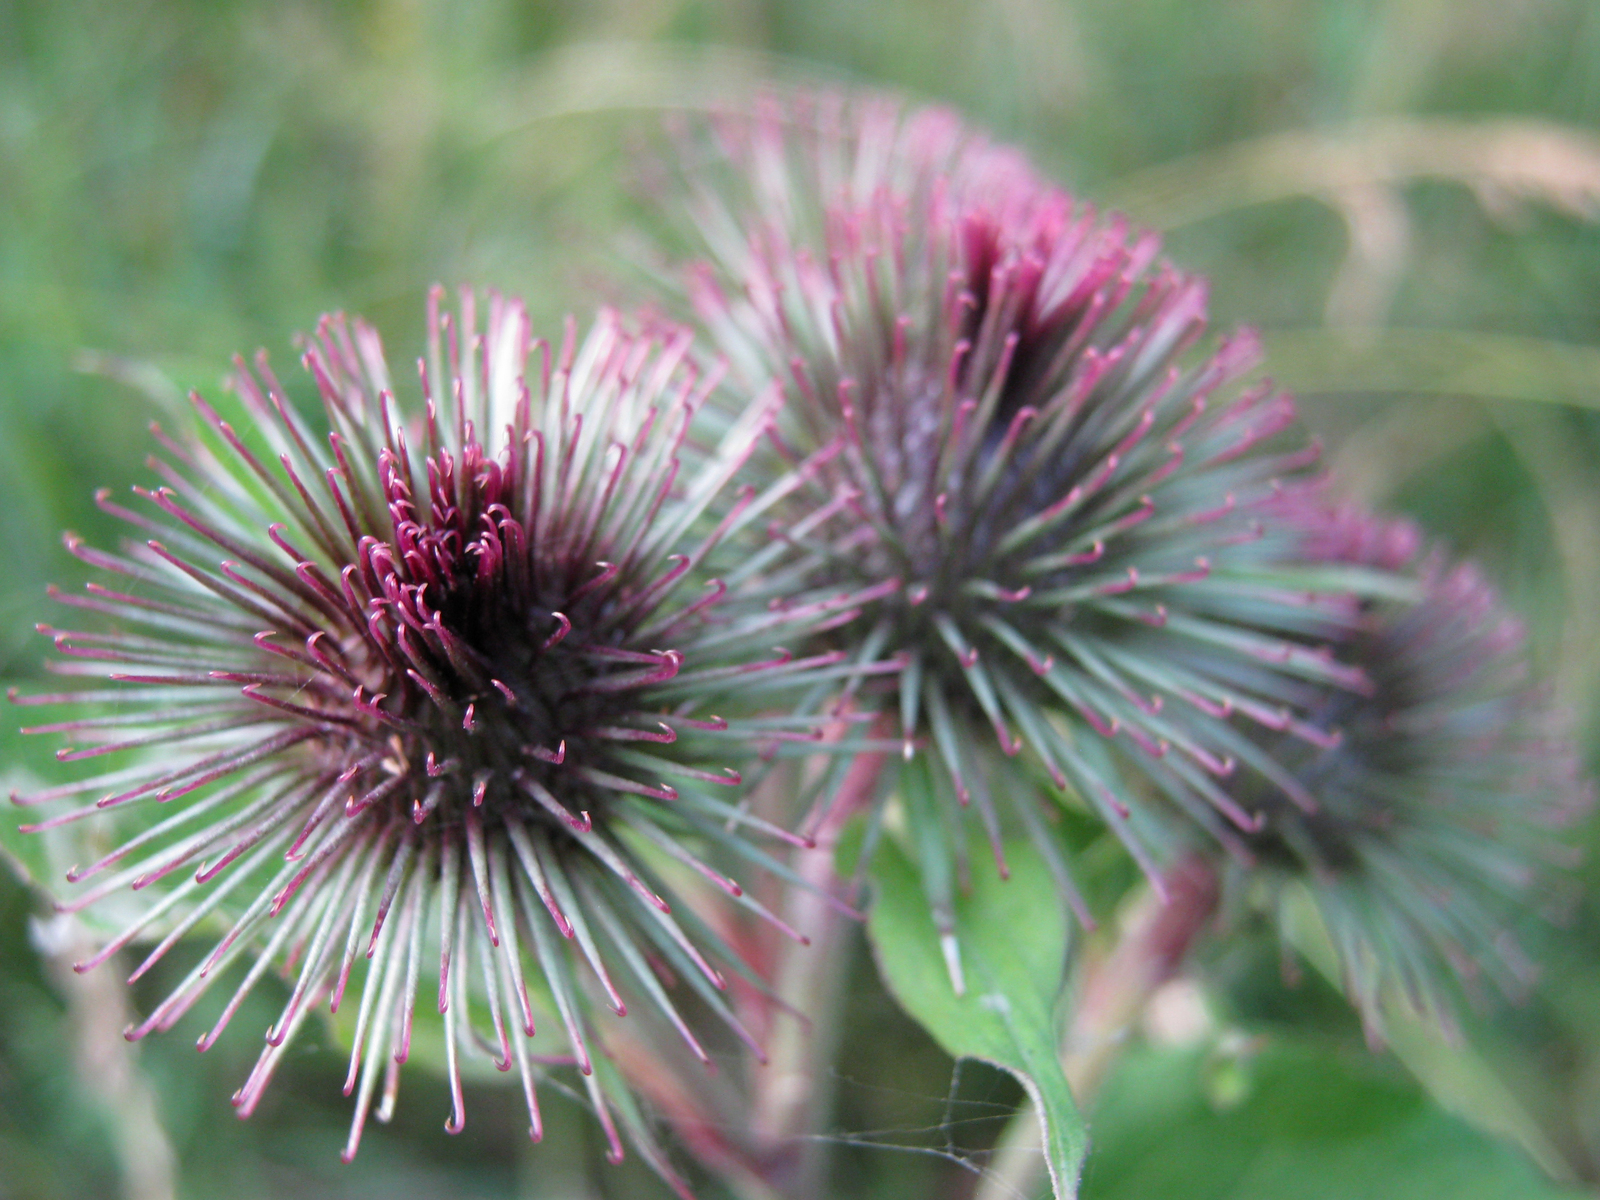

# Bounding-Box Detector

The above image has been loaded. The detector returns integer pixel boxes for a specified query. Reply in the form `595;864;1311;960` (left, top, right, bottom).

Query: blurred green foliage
1081;1042;1589;1200
4;1;1600;1197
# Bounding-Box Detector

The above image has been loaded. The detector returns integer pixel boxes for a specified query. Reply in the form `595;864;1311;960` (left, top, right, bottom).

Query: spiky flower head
1231;501;1593;1025
14;290;849;1187
667;93;1369;978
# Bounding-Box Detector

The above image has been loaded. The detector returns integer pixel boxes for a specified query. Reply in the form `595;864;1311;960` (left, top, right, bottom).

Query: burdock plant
11;290;855;1187
8;88;1590;1200
668;94;1374;982
1233;502;1593;1025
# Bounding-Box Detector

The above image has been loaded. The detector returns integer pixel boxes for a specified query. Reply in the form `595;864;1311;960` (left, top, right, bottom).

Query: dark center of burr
335;444;662;834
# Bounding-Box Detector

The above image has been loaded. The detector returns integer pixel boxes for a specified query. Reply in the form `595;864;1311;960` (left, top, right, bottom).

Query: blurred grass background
4;1;1600;1197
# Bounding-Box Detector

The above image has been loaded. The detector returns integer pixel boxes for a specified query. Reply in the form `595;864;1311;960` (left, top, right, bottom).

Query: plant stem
616;725;892;1200
34;914;177;1200
743;737;891;1200
972;854;1220;1200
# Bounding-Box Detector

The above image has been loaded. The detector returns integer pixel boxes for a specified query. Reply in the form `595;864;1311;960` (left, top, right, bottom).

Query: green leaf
1262;328;1600;411
1280;887;1574;1181
1080;1041;1587;1200
0;807;59;899
0;724;79;905
865;836;1087;1199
